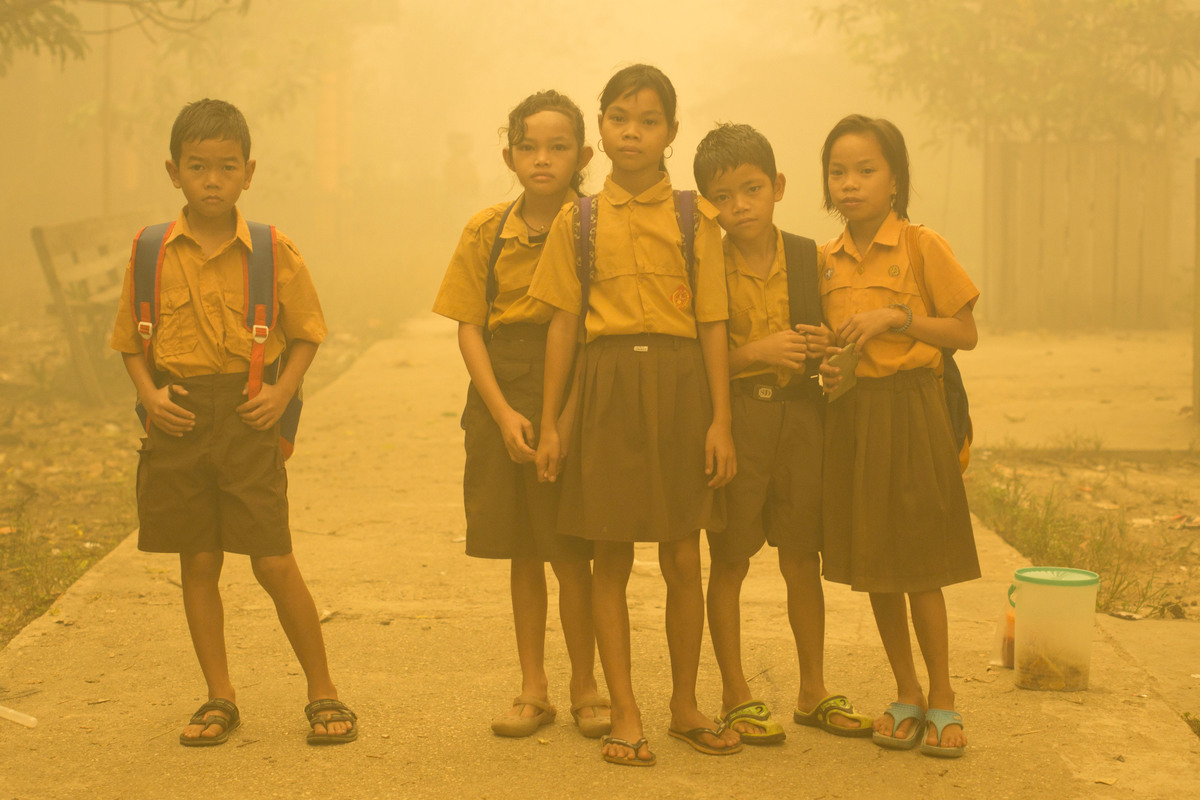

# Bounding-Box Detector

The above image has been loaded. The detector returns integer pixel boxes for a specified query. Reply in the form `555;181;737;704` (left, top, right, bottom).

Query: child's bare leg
660;534;739;749
551;559;606;723
706;557;755;732
501;557;549;720
250;553;349;736
593;541;649;762
869;591;925;739
909;589;965;748
179;550;235;740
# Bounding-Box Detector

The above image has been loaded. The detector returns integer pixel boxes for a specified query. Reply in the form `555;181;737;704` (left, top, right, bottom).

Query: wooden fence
982;141;1169;329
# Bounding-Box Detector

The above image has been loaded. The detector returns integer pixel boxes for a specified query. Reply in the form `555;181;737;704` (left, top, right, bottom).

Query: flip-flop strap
923;709;963;741
190;698;237;728
818;694;868;724
884;702;924;727
571;695;611;714
512;695;554;714
602;735;648;752
305;698;357;722
725;700;771;724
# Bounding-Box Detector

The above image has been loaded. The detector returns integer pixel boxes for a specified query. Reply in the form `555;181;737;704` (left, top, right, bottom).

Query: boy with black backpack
693;123;871;744
109;99;356;746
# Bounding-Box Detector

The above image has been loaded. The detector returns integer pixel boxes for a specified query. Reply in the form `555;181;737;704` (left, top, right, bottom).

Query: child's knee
777;548;820;585
250;553;299;589
180;550;224;582
709;557;750;585
658;537;701;585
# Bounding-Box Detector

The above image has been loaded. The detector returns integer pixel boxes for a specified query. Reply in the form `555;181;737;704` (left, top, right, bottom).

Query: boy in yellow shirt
110;99;356;746
693;123;870;742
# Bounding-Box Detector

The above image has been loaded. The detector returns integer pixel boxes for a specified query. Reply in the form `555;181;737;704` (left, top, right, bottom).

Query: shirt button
857;264;865;274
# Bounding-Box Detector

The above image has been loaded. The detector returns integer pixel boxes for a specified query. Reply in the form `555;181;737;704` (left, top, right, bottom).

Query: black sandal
179;698;240;747
304;698;358;745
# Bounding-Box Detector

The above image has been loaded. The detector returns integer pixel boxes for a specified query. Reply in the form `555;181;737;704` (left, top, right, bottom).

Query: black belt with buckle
731;377;814;402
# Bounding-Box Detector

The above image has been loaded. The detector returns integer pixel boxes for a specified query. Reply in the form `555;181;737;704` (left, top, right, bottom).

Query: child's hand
836;307;905;348
496;407;536;463
818;351;844;395
752;329;808;370
237;382;290;431
705;421;736;488
141;384;194;437
535;427;563;483
795;323;836;360
555;408;575;462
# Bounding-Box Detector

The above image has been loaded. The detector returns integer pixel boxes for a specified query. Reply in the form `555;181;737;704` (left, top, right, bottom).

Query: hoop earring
664;145;674;159
597;140;606;153
889;193;896;209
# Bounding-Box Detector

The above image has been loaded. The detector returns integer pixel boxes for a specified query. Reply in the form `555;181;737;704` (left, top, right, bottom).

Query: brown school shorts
136;371;291;557
708;378;824;563
461;324;590;562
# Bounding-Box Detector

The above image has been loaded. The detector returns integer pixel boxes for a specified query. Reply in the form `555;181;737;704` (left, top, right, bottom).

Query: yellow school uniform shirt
725;227;799;385
432;194;562;329
819;211;978;378
527;174;727;343
110;207;327;378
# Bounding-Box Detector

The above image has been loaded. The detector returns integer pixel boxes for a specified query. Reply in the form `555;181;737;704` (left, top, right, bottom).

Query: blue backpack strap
131;221;174;352
243;222;277;400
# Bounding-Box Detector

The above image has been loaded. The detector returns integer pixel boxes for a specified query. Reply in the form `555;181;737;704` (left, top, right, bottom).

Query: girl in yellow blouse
817;115;979;758
529;64;739;766
432;91;609;741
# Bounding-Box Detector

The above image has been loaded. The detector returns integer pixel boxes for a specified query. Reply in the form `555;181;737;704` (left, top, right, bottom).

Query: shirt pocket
726;302;756;343
222;293;254;361
592;226;687;282
154;285;199;357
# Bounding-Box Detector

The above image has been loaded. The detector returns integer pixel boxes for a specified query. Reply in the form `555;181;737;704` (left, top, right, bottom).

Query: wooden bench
30;211;152;404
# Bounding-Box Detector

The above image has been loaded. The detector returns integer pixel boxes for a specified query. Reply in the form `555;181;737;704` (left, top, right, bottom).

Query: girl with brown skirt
817;114;980;759
432;91;609;740
528;64;740;766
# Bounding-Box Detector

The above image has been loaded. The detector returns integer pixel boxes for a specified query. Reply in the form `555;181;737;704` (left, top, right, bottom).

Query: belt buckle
754;384;775;401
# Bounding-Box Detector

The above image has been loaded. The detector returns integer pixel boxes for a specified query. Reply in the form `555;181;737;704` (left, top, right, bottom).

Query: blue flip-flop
920;708;965;758
872;702;923;750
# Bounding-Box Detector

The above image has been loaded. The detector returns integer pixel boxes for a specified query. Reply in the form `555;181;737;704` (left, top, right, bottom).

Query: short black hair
693;122;777;196
169;99;251;163
821;114;910;220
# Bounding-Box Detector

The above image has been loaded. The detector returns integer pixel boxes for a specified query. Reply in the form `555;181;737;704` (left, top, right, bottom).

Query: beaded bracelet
889;303;913;334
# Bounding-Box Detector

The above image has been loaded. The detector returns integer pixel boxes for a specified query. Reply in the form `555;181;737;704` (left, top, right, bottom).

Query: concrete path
1;317;1197;799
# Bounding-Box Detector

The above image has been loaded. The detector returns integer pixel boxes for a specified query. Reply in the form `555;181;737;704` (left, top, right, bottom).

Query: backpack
782;232;822;377
130;220;303;459
574;190;699;317
903;224;973;472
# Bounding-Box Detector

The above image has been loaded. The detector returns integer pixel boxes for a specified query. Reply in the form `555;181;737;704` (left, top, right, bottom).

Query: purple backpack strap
673;189;697;283
574;194;597;316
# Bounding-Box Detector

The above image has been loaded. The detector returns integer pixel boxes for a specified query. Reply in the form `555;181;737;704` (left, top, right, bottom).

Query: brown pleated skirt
821;368;979;593
558;334;716;542
461;324;591;562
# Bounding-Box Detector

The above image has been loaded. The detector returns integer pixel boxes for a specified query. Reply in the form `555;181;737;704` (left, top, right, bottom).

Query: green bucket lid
1013;566;1099;587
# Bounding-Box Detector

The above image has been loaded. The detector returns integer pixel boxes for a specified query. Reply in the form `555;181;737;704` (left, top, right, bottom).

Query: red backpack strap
243;221;277;400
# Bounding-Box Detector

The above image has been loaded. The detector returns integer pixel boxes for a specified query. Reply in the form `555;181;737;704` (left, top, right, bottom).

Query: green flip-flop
718;699;786;745
794;693;873;738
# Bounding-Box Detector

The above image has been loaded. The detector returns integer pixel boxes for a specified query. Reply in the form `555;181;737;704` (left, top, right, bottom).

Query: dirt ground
1;318;1199;799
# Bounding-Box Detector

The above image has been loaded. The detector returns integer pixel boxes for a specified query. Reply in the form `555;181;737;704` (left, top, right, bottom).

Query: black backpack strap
672;190;698;288
485;201;519;311
781;232;822;329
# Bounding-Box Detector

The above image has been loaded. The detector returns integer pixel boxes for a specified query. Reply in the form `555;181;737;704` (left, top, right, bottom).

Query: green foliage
0;0;248;77
813;0;1200;143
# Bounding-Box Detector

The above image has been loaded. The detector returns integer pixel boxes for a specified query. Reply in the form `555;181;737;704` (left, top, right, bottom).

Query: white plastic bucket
1008;567;1100;690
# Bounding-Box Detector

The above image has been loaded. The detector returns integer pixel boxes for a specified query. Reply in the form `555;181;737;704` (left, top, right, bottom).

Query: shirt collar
170;206;253;252
600;172;672;206
503;190;579;243
831;210;904;259
724;227;785;280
